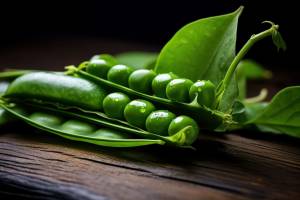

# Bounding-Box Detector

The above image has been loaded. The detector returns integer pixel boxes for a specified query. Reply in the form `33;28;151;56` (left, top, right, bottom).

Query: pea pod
0;102;195;148
0;103;164;147
70;67;230;129
4;72;107;110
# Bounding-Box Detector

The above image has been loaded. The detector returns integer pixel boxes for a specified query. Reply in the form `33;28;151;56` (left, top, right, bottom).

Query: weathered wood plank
1;125;300;200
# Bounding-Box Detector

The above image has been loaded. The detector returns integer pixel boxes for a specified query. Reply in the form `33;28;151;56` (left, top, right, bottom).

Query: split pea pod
0;103;164;147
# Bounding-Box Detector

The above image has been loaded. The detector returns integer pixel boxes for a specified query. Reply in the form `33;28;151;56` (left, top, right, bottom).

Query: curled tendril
263;21;287;51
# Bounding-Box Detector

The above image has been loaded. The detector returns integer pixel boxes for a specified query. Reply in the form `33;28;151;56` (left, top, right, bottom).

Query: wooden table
0;38;300;200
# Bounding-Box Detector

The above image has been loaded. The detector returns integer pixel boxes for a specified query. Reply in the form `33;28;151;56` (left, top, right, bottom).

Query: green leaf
248;86;300;137
115;52;158;70
155;7;243;84
236;59;272;100
237;59;272;79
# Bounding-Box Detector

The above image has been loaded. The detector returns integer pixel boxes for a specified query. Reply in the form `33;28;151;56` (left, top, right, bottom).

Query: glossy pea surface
61;120;97;134
5;72;107;110
189;80;216;107
146;110;176;136
107;65;133;86
90;54;118;65
168;115;199;145
128;69;156;94
86;59;114;79
91;128;131;139
103;92;131;119
124;99;155;128
166;78;193;103
152;73;177;98
29;112;64;126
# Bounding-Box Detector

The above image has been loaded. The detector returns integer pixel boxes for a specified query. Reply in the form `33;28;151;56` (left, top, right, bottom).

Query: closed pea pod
189;80;216;108
152;73;177;98
128;69;156;94
166;78;193;103
107;65;133;87
103;92;131;119
124;99;155;128
168;115;199;145
4;72;107;110
146;110;176;136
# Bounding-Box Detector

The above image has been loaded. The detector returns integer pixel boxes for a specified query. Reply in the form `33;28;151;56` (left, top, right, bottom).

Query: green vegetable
86;59;114;79
146;110;176;136
1;103;164;147
107;65;133;86
90;54;118;65
168;115;199;145
124;99;155;128
152;73;177;98
4;72;107;110
166;78;193;103
61;119;97;134
1;6;294;148
73;68;227;129
128;69;156;94
103;92;131;119
189;80;216;108
29;112;64;126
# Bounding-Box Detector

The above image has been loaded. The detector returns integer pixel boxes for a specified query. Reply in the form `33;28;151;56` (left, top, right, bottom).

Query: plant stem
216;23;279;107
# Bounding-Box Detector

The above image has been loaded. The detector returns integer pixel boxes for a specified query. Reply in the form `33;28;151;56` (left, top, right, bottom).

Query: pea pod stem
216;22;280;107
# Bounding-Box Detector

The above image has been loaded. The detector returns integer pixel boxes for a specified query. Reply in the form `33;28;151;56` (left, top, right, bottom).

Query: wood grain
1;125;300;200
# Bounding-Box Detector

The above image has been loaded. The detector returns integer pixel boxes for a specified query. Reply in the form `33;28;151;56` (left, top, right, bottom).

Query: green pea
145;110;176;136
29;112;64;127
128;69;156;94
189;80;216;108
166;78;193;102
103;92;131;119
107;65;133;86
90;54;118;65
60;120;96;134
86;59;114;79
168;115;199;145
91;128;131;139
152;73;177;98
124;99;155;128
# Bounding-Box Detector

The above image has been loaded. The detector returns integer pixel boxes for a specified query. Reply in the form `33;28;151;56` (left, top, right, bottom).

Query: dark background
0;0;297;72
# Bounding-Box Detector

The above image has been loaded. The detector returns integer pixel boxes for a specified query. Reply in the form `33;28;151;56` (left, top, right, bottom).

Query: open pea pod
2;71;197;147
69;67;231;129
0;103;165;147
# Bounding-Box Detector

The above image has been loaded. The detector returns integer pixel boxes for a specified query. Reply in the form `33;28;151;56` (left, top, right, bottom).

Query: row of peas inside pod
84;55;217;108
103;92;199;144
